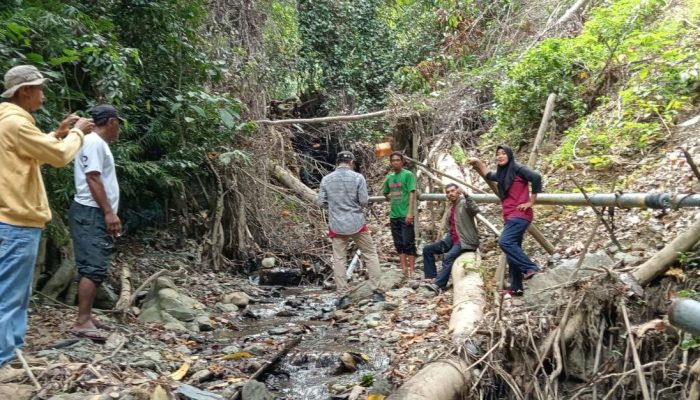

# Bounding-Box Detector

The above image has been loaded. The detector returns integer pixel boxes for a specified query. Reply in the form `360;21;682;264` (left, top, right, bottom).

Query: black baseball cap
337;151;355;163
90;104;125;125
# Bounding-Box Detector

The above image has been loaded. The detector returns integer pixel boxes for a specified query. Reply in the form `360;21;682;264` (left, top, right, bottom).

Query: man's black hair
444;183;459;191
389;151;404;161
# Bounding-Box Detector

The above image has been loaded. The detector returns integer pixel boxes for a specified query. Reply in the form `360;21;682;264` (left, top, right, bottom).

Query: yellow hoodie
0;102;84;228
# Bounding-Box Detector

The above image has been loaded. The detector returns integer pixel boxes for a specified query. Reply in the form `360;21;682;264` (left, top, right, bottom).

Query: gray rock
174;344;192;355
244;345;267;356
241;380;274;400
614;252;644;267
525;251;614;304
47;394;93;400
371;375;392;395
214;303;239;313
368;301;398;312
412;319;433;328
142;351;162;362
189;369;214;383
261;257;277;269
221;345;241;354
158;288;197;321
386;332;401;343
363;312;383;323
269;327;289;335
138;283;208;332
259;267;302;286
196;315;214;332
138;306;165;323
386;288;414;298
222;292;251;307
163;321;188;332
176;384;224;400
94;283;118;310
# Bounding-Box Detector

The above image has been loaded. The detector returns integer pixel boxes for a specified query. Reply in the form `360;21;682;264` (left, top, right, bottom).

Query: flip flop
92;319;114;331
69;328;109;342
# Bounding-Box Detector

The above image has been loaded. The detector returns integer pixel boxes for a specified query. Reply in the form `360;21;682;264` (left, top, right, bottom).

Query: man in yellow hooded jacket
0;65;93;373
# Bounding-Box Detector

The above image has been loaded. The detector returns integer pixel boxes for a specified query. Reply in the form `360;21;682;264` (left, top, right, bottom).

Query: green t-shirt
383;168;416;218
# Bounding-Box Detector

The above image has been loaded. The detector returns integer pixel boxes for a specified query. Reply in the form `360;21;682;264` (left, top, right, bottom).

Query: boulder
138;280;209;332
94;283;118;309
221;292;251;307
241;380;275;400
525;251;614;304
214;303;239;313
259;267;302;286
261;257;277;269
176;384;224;400
348;267;404;301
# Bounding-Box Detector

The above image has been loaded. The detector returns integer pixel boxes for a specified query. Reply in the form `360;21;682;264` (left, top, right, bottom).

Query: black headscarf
495;145;521;199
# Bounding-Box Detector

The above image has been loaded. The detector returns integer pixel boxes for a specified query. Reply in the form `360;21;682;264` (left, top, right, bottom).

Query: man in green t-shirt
382;151;417;278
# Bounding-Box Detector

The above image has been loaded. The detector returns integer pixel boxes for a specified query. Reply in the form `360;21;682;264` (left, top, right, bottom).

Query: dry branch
527;93;557;167
15;349;41;390
571;178;622;251
255;110;388;126
620;301;651;400
113;263;132;314
683;149;700;182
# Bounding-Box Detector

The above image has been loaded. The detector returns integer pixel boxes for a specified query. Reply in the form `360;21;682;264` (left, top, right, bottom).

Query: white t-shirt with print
73;133;120;213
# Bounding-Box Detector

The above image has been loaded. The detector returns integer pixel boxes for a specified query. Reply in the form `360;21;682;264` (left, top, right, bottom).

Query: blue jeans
0;222;42;366
423;237;464;288
499;217;539;291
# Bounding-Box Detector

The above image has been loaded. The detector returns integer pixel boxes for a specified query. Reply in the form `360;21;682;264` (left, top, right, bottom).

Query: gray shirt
317;165;369;235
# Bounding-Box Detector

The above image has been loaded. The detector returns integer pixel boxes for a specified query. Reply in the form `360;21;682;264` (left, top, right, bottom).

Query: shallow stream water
235;287;391;399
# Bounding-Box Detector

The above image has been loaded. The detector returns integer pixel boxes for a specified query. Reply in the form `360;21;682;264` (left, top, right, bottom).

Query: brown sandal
69;328;109;342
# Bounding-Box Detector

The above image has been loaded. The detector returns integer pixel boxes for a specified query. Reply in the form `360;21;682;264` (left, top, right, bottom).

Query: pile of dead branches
464;272;692;399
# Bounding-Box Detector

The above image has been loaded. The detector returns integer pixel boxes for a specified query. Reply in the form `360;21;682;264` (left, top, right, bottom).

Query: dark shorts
389;217;416;255
69;201;114;284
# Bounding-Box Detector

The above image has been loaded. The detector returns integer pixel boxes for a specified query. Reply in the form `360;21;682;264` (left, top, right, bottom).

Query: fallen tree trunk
387;358;471;400
448;251;485;343
632;217;700;285
255;110;388;126
272;164;318;203
390;210;484;399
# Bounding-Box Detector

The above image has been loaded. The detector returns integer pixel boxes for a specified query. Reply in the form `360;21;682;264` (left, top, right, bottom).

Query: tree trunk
387;358;470;400
39;240;75;300
272;164;318;203
632;217;700;285
448;251;485;343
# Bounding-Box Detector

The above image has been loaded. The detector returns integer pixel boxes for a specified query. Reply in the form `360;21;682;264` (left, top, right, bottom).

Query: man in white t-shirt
68;104;123;341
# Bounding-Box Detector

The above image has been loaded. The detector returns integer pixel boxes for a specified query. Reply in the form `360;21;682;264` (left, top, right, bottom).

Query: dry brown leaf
665;268;686;280
221;351;253;360
151;385;168;400
168;362;190;381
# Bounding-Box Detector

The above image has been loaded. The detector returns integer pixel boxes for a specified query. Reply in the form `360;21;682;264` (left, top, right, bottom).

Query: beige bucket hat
1;65;50;98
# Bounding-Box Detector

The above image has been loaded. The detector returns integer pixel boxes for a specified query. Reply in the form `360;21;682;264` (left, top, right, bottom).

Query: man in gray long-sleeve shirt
318;151;384;309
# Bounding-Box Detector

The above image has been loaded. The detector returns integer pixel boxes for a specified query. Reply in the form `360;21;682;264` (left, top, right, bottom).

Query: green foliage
392;1;482;93
490;0;670;145
550;2;700;167
681;337;700;350
360;373;375;387
262;0;302;99
0;0;243;225
298;0;401;108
